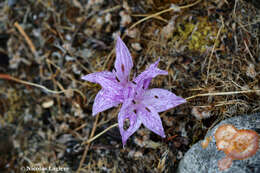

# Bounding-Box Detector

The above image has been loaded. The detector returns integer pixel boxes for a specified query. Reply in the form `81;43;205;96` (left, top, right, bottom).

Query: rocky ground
0;0;260;172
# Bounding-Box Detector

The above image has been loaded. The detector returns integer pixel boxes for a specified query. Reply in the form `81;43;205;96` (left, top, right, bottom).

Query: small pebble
131;43;142;51
42;100;54;108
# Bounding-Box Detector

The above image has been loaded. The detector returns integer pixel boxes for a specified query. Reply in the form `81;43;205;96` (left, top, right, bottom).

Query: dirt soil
0;0;260;172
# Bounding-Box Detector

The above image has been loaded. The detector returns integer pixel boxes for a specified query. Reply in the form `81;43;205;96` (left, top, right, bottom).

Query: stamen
115;76;120;82
145;107;151;112
121;64;125;73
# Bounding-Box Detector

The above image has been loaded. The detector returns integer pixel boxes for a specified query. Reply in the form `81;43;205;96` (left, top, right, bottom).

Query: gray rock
178;113;260;173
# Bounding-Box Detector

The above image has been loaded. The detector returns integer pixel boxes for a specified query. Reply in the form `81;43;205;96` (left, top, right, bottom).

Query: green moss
171;17;226;52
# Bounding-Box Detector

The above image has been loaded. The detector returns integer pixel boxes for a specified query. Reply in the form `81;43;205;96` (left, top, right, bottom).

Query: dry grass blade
77;114;100;173
14;22;37;56
186;89;260;101
0;74;83;96
131;14;168;23
82;123;118;145
99;5;121;14
205;16;224;84
129;0;202;29
0;74;64;94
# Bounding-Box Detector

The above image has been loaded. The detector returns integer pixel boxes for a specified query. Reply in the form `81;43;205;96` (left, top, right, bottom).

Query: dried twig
14;22;37;56
131;14;168;23
99;5;121;15
205;16;224;84
82;123;118;145
244;40;255;63
129;0;202;29
0;74;64;94
0;74;83;96
77;114;100;173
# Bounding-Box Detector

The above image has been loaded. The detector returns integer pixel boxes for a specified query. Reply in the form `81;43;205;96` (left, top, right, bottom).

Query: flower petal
81;71;122;95
118;99;141;146
92;89;122;116
134;58;168;89
138;106;165;138
142;88;186;113
114;37;133;83
82;71;115;82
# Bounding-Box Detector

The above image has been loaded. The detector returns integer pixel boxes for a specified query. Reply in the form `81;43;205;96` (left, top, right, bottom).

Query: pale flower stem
82;123;119;145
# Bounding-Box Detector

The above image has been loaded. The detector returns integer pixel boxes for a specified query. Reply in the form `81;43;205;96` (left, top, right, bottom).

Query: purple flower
82;37;186;146
81;37;133;115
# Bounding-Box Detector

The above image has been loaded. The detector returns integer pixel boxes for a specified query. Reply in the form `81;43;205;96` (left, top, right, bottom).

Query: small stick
82;123;119;145
77;114;100;173
99;5;121;15
0;74;82;95
205;16;224;84
244;39;255;63
14;22;37;55
167;134;178;141
0;74;63;94
131;14;168;23
74;123;87;132
129;0;201;29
